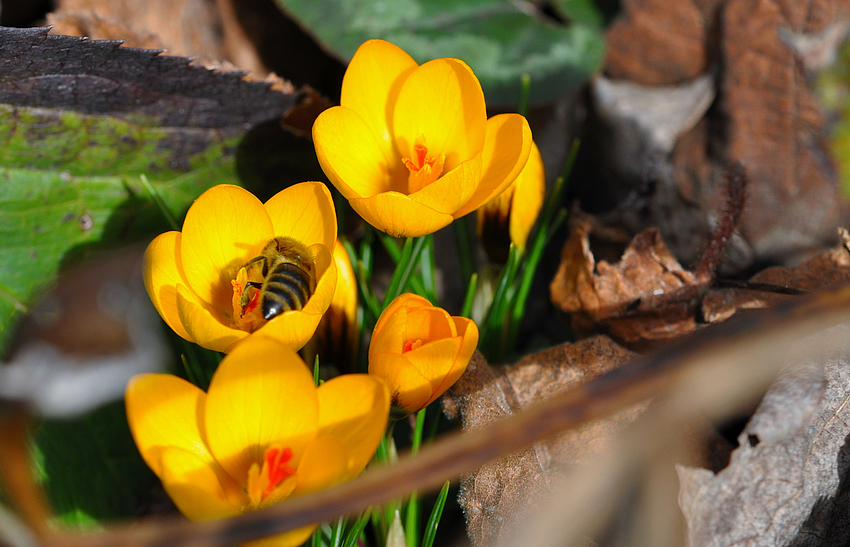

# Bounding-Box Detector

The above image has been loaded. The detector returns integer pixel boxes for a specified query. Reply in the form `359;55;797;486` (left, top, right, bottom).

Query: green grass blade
421;481;451;547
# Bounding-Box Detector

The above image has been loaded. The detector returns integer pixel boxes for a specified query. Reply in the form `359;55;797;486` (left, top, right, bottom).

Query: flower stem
506;139;579;352
382;237;428;308
404;409;427;547
518;73;531;118
421;235;438;304
342;238;381;326
460;273;478;319
379;233;428;298
452;215;475;290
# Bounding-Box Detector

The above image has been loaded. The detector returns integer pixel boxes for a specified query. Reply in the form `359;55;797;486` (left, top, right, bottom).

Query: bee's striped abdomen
260;262;315;320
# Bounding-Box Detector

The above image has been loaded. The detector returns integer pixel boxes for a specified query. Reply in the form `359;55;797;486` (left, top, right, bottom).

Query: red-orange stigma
402;339;423;353
264;446;295;496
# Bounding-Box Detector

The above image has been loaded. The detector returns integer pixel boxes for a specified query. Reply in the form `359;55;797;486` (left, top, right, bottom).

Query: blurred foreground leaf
31;401;158;528
272;0;605;105
0;27;304;354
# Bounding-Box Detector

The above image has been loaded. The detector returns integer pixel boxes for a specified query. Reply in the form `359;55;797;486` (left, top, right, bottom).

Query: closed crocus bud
309;240;359;372
476;141;545;263
368;294;478;416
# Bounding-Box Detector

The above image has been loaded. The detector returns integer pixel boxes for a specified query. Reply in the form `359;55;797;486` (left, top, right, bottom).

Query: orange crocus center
247;444;296;507
401;139;445;194
403;339;423;353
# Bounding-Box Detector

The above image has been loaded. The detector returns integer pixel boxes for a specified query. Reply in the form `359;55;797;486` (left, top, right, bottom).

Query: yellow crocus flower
143;182;338;353
313;39;533;238
125;335;389;546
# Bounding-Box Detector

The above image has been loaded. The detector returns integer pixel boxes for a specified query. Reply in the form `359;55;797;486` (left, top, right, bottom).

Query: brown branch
46;282;850;547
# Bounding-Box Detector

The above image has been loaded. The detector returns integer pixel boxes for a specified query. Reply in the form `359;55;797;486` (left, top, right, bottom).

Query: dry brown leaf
678;343;850;546
443;337;643;547
51;0;226;60
550;212;704;347
576;0;850;270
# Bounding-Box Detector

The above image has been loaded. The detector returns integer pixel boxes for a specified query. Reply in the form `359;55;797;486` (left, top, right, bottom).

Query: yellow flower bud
368;294;478;416
477;141;545;263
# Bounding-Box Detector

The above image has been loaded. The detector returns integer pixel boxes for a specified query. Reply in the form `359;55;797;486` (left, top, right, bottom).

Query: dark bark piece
605;0;718;86
443;338;642;547
0;27;302;130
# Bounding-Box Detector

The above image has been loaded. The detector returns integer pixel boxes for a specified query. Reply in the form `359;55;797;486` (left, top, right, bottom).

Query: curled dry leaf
50;0;226;60
678;335;850;546
551;206;850;347
704;228;850;322
442;337;643;547
576;0;849;269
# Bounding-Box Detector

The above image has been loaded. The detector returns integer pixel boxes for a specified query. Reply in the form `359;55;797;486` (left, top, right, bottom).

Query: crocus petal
403;338;462;387
180;185;275;310
369;353;433;413
374;294;433;335
454;114;532;218
509;141;546;252
313;106;396;198
143;231;192;341
340;39;418;167
408;154;481;215
264;182;337;251
292;435;348;495
204;336;319;487
242;526;318;547
125;373;211;477
177;284;247;353
427;318;479;405
404;306;458;342
254;244;336;350
158;447;244;522
349;192;454;238
393;58;486;172
316;375;390;479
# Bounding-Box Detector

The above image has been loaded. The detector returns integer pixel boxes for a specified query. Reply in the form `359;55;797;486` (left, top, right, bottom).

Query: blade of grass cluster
379;234;428;298
341;511;370;547
329;516;346;547
382;237;428;308
310;528;322;547
404;409;427;547
506;139;579;351
177;338;221;390
479;246;521;358
460;273;478;319
140;174;180;231
452;215;475;289
421;481;451;547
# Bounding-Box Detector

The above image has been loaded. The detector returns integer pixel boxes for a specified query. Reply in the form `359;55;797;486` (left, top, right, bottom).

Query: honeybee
241;237;317;320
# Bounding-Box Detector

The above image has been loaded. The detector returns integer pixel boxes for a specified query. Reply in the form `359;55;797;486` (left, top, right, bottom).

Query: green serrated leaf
30;401;157;529
0;27;303;354
273;0;604;105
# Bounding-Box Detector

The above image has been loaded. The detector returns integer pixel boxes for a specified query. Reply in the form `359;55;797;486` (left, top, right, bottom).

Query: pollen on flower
403;339;423;353
402;139;445;194
231;265;265;333
247;444;296;507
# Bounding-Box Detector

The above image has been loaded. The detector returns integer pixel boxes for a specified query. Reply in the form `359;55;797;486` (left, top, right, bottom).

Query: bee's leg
240;281;265;309
245;282;263;289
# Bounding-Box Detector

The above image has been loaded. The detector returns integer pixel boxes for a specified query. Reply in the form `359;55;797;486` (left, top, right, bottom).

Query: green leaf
30;401;158;528
0;27;303;354
272;0;605;105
